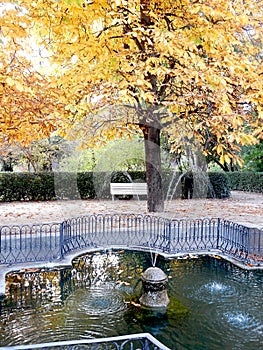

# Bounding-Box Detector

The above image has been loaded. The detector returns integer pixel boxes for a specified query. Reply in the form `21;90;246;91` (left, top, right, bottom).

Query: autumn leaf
1;0;263;210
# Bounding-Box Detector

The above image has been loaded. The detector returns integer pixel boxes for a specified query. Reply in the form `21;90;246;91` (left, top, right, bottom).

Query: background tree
1;0;263;211
58;138;145;172
0;150;16;171
242;142;263;172
0;137;65;172
18;137;65;172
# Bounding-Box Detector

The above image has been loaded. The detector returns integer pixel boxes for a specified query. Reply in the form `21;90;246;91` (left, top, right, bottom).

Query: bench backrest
110;182;147;195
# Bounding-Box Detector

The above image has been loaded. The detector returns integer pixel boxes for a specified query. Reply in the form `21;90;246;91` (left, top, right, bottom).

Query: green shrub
228;172;263;192
208;172;231;198
162;171;230;199
77;172;96;199
0;173;56;201
0;170;231;202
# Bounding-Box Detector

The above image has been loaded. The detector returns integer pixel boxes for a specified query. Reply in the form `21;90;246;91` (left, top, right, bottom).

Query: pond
0;251;262;350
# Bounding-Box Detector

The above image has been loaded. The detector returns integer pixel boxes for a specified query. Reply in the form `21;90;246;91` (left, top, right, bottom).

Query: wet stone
140;267;170;308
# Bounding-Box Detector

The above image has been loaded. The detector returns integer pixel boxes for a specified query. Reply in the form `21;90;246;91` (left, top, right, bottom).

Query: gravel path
0;191;262;229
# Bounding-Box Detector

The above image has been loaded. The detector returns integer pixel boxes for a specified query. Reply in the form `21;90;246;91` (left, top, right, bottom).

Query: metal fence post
164;219;171;253
59;222;64;260
216;218;221;249
247;228;251;263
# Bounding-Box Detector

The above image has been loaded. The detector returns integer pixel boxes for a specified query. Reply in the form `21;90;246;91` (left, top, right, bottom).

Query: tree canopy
0;1;69;144
1;0;263;211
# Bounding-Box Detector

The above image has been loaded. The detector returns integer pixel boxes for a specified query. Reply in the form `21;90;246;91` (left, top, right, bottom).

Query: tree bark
140;123;164;212
137;0;164;212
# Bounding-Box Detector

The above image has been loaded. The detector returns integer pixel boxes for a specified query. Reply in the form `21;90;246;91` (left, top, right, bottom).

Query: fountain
139;267;170;308
0;251;262;350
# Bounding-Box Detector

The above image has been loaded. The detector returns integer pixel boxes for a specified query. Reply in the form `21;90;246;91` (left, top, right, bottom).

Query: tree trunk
138;0;164;212
140;123;164;212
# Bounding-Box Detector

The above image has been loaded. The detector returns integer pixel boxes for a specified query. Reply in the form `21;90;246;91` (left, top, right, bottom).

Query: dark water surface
0;251;262;350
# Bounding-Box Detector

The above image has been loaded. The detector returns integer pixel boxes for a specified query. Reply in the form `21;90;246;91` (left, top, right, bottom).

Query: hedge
0;173;56;201
227;172;263;193
164;171;230;199
0;171;231;202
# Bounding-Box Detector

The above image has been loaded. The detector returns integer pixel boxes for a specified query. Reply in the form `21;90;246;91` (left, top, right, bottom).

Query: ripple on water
223;311;263;333
1;253;262;350
65;287;127;316
206;281;228;292
192;281;238;304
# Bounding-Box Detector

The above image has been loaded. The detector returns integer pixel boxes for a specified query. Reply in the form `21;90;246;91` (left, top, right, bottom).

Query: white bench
110;183;147;200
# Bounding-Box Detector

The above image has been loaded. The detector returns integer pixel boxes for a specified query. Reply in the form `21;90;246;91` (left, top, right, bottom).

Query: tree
0;2;69;145
0;151;15;171
1;0;263;211
18;137;65;172
0;137;65;171
242;141;263;172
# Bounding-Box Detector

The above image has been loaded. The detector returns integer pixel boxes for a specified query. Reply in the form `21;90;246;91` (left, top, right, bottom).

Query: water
0;251;262;350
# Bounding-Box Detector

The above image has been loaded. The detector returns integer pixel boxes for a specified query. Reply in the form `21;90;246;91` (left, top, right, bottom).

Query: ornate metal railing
0;333;171;350
0;223;61;265
0;214;262;267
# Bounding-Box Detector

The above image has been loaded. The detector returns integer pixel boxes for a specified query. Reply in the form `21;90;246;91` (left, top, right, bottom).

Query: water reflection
65;287;127;316
0;252;262;350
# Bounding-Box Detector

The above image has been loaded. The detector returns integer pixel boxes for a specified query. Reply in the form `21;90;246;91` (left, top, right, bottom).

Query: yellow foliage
0;0;262;166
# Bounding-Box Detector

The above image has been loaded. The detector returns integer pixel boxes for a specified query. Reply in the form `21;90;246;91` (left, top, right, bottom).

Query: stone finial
139;267;170;308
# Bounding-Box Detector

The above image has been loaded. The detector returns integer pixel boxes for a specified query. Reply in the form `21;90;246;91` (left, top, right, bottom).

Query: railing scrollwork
0;214;262;268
